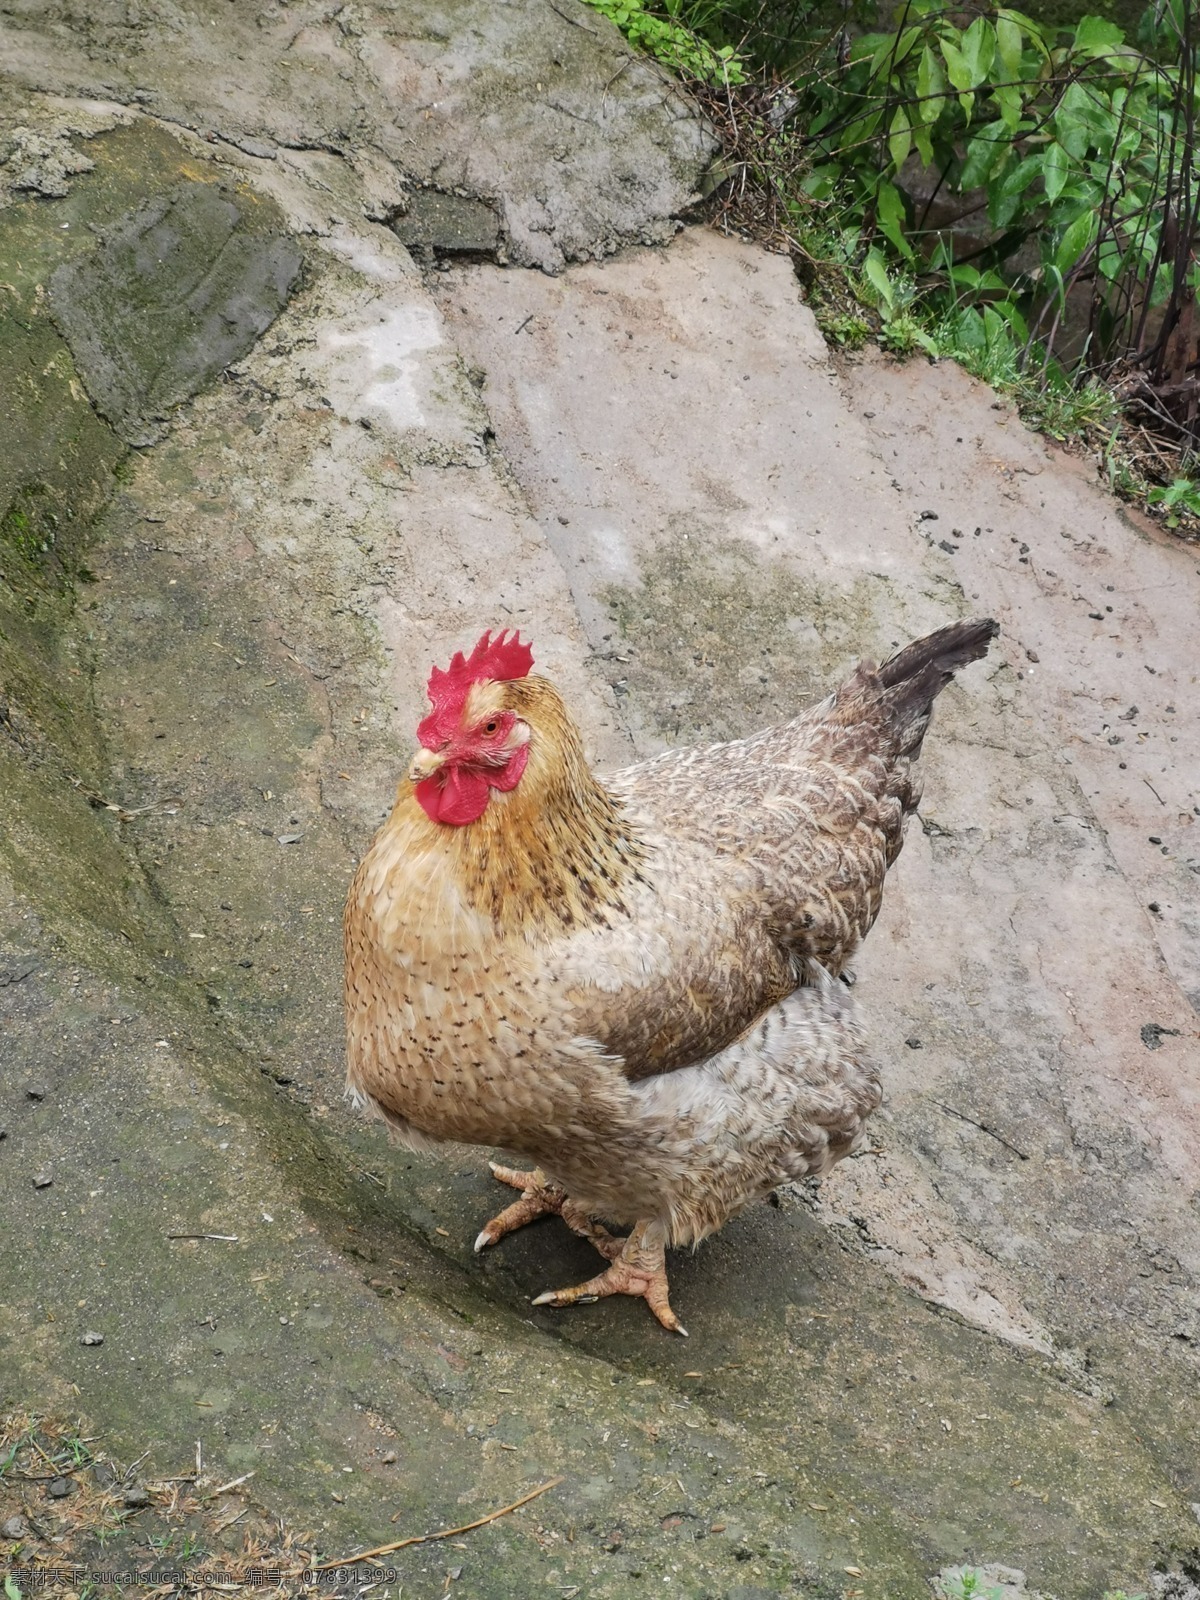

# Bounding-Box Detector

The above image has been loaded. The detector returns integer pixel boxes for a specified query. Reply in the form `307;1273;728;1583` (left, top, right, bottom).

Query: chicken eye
484;720;498;734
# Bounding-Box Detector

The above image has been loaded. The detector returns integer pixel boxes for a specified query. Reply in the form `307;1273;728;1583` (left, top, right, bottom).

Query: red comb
418;629;534;747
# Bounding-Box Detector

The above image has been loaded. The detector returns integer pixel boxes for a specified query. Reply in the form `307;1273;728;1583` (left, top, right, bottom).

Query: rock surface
2;6;1198;1598
0;0;716;271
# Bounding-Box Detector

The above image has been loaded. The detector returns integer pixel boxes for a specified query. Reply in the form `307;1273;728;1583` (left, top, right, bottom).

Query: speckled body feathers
344;619;997;1246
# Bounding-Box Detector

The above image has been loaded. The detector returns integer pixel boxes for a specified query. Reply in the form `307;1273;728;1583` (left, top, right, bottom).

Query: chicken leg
475;1168;685;1333
531;1220;686;1336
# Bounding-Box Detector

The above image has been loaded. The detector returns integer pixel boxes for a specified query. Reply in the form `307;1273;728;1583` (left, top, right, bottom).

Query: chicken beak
408;747;446;783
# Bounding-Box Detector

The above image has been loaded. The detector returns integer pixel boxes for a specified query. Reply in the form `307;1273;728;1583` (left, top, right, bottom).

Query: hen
345;618;998;1333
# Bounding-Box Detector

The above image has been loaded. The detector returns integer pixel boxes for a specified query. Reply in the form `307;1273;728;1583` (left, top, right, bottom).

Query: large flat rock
0;0;716;272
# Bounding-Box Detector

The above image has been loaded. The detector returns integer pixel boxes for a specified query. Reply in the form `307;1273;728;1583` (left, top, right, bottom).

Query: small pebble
3;1515;28;1538
27;1083;47;1101
381;1450;397;1464
80;1330;104;1346
905;1037;922;1049
123;1486;150;1508
48;1477;73;1499
32;1171;53;1189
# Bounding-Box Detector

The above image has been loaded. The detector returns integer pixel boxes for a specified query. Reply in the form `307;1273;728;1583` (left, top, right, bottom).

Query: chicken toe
531;1220;686;1335
473;1164;567;1252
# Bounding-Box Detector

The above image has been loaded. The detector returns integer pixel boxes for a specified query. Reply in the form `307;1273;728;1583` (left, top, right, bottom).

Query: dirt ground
2;4;1198;1598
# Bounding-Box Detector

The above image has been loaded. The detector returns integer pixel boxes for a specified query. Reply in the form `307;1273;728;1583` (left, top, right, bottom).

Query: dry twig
307;1476;565;1572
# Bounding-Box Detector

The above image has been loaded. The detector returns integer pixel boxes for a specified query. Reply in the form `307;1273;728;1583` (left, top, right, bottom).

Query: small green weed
938;1571;1003;1600
816;307;870;347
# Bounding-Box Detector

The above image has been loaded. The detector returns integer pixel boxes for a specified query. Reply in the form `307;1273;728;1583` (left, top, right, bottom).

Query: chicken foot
531;1219;687;1337
473;1164;566;1254
474;1163;615;1254
477;1170;685;1335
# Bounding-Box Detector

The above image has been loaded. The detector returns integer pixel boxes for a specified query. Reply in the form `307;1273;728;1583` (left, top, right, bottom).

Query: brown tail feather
879;616;999;689
877;616;998;723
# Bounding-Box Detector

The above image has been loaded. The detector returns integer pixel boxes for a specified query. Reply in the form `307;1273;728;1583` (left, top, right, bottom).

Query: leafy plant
584;0;747;82
1146;476;1200;524
797;0;1200;364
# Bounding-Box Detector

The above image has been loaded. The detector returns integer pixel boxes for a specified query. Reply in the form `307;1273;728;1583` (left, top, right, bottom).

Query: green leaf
888;106;912;172
6;1578;23;1600
1042;141;1070;202
916;44;947;123
850;31;888;65
1055;207;1098;274
892;25;923;70
960;122;1009;189
939;36;972;91
913;122;934;165
876;179;913;259
993;298;1029;341
939;38;976;118
995;13;1024;76
863;247;895;311
994;82;1022;131
954;305;988;351
982;304;1009;344
959;17;996;86
1097;237;1124;281
799;166;840;200
1054;82;1093;158
1073;14;1125;55
999;7;1052;61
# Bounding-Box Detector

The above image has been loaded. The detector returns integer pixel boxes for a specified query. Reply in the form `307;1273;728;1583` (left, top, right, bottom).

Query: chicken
344;618;998;1333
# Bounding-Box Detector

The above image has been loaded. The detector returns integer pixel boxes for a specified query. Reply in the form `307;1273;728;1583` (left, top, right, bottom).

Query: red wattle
414;745;528;827
415;766;491;826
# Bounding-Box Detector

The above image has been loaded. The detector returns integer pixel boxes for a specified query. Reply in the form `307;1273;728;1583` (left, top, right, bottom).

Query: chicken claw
532;1220;687;1336
473;1164;567;1253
